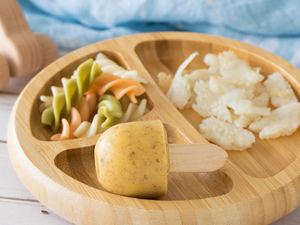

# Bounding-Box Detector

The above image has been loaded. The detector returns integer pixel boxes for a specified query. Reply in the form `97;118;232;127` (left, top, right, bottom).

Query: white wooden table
0;75;300;225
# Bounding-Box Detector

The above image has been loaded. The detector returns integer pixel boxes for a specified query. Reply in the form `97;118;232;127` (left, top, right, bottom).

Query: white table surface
0;75;300;225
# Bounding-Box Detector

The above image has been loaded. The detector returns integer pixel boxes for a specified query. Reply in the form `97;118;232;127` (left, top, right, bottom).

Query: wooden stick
169;143;228;172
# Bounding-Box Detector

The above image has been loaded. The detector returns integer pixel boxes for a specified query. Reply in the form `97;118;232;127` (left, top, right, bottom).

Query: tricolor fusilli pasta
40;52;149;140
41;59;101;133
51;97;149;140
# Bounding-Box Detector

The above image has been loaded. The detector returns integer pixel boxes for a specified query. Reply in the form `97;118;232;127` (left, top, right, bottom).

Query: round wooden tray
7;32;300;225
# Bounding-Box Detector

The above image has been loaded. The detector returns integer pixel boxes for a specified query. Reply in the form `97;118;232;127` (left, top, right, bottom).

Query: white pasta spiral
118;99;149;123
95;53;148;84
39;86;64;112
73;114;108;138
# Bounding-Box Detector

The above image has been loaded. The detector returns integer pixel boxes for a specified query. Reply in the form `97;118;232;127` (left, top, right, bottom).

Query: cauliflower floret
248;102;300;139
221;89;270;118
235;82;255;99
166;52;199;109
204;53;220;67
200;116;255;151
252;92;269;107
208;76;235;95
184;68;221;108
234;115;252;128
184;67;220;86
166;76;191;109
218;51;264;86
252;82;270;107
233;100;270;117
264;72;298;107
193;81;232;122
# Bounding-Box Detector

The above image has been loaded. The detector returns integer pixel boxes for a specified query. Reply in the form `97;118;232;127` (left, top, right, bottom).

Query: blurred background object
17;0;300;68
0;0;58;92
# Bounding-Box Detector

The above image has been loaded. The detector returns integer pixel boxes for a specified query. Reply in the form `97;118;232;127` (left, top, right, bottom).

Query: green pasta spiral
41;59;102;133
98;94;123;127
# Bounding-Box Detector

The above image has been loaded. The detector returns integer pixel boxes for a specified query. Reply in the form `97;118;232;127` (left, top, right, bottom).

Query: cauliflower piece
248;102;300;139
252;82;269;107
234;115;252;128
166;77;191;109
221;89;270;118
252;92;269;107
235;83;255;99
193;81;232;122
264;72;298;107
184;67;221;108
218;51;264;86
200;116;255;151
204;53;220;67
166;52;199;109
184;68;219;109
184;67;220;87
157;72;173;94
233;100;270;117
208;76;236;95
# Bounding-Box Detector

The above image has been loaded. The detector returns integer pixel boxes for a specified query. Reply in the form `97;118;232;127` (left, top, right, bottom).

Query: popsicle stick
169;143;228;172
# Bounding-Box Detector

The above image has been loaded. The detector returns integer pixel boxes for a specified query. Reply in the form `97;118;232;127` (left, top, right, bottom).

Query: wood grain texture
7;32;300;224
169;143;228;172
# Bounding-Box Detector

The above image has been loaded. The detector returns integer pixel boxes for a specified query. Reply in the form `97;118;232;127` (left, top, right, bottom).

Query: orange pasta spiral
92;74;145;103
84;86;98;117
50;108;81;141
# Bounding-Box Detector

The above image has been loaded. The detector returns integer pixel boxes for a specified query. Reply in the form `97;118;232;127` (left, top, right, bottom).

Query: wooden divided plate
7;32;300;225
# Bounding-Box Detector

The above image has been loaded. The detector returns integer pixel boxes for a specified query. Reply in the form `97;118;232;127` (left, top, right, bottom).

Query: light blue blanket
18;0;300;68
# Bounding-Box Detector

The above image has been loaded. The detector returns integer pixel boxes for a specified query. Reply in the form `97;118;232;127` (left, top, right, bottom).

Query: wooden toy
0;0;58;90
7;32;300;224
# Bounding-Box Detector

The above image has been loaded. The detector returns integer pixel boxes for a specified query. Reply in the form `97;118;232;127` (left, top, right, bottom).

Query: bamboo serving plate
7;32;300;225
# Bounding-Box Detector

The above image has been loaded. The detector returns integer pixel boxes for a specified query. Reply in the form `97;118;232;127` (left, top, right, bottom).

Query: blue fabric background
17;0;300;67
